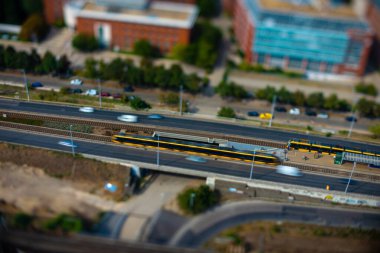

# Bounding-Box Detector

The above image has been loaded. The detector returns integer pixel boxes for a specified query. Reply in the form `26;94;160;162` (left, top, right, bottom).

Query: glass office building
234;0;373;76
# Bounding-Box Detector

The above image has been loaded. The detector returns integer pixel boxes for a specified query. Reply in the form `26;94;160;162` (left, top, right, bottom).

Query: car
275;165;302;177
70;79;83;85
259;113;272;120
124;86;135;92
101;91;111;97
148;114;164;119
305;110;317;116
247;111;259;117
117;114;138;123
185;156;207;163
317;112;329;119
71;88;82;94
275;106;287;112
31;82;43;88
345;116;358;122
58;140;77;148
79;107;94;113
84;89;97;96
112;93;122;99
289;108;300;115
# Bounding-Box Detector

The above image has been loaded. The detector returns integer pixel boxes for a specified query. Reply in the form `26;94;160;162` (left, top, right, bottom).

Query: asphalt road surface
0;128;379;196
0;98;379;153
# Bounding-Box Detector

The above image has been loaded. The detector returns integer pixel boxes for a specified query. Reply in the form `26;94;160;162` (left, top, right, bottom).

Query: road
0;128;379;196
0;97;379;153
170;201;380;247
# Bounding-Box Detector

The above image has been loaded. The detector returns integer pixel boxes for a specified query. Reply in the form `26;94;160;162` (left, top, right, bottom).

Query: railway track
1;117;380;182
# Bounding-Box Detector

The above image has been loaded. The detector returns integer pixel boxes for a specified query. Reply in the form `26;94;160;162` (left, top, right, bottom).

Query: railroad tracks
1;109;380;182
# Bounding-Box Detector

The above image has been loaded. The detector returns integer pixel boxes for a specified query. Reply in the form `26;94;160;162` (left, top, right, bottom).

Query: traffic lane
0;129;379;196
1;98;379;152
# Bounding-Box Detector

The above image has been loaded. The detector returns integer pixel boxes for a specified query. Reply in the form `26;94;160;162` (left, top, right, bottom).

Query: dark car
124;86;135;92
101;91;111;97
305;110;317;116
31;82;43;88
275;106;287;112
247;111;259;117
71;88;82;94
112;93;122;99
345;116;358;122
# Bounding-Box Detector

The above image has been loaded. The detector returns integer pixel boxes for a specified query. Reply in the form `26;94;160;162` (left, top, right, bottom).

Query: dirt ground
205;221;380;253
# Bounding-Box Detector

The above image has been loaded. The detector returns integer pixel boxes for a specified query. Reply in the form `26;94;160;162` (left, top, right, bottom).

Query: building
64;0;198;53
367;0;380;67
44;0;70;24
233;0;374;77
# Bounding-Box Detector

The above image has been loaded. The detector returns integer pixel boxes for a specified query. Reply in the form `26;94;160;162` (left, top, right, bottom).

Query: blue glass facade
243;0;370;71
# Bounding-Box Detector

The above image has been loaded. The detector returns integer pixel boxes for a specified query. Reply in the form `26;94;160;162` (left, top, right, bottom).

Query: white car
58;140;77;148
317;112;329;119
79;107;94;113
117;115;138;123
276;165;302;177
70;79;83;85
84;89;97;96
289;108;300;115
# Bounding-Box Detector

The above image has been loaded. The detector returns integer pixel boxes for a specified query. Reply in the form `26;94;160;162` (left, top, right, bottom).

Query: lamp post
249;150;256;180
21;69;30;102
190;192;196;209
345;162;356;194
156;134;160;167
347;110;356;138
269;95;277;127
179;85;183;116
98;78;102;108
69;124;75;157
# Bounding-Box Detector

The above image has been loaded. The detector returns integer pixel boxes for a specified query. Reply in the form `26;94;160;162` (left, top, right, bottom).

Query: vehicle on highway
275;165;302;177
31;82;43;88
148;114;164;119
124;86;135;92
112;134;281;165
247;111;259;117
317;112;329;119
70;79;83;85
259;113;272;120
84;89;97;96
289;108;300;115
186;156;207;163
275;106;287;112
79;107;94;113
345;116;358;122
58;140;77;148
117;115;138;123
305;110;317;116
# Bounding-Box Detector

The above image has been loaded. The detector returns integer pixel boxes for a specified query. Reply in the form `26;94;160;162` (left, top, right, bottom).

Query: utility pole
179;85;183;116
22;69;30;102
269;95;277;127
345;162;356;194
347;111;356;138
249;150;256;180
69;124;75;157
156;134;160;167
98;78;102;108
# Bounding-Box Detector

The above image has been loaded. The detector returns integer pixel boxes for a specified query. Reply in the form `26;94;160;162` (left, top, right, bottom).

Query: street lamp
189;192;196;209
69;124;75;157
156;134;160;167
21;69;30;102
98;78;102;108
179;85;183;116
345;162;356;194
269;95;277;127
249;150;256;180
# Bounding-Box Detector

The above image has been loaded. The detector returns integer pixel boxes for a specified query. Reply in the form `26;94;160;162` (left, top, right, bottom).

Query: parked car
112;93;122;99
317;112;329;119
71;88;82;94
345;116;358;122
31;82;43;88
305;110;317;116
259;113;272;120
70;79;83;85
101;91;111;97
247;111;259;117
84;89;97;96
117;114;138;123
289;108;300;115
124;86;135;92
275;106;287;112
79;107;94;113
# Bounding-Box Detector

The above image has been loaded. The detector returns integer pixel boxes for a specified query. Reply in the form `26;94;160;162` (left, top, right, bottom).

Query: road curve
170;201;380;247
0;98;379;153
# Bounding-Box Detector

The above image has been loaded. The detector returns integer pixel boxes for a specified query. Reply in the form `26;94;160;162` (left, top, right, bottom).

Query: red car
101;91;111;97
112;93;122;99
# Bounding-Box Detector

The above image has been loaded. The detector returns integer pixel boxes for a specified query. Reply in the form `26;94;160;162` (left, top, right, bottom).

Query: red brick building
367;0;380;67
43;0;69;24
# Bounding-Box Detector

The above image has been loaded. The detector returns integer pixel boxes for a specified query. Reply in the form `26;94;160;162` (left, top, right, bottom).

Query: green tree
168;64;184;89
133;39;159;58
337;99;351;112
83;58;98;78
22;0;43;15
324;94;340;110
215;81;248;100
41;51;57;74
154;66;170;89
72;33;98;52
356;98;375;117
15;51;31;71
177;185;219;214
355;83;378;97
4;46;17;68
60;86;71;95
217;106;236;118
307;92;325;109
169;43;188;60
0;45;4;69
12;212;33;229
369;124;380;138
129;96;151;110
292;90;305;106
196;0;217;18
29;48;42;72
103;58;125;80
255;86;276;102
19;14;49;42
276;86;293;104
43;214;83;233
184;73;202;94
56;55;71;76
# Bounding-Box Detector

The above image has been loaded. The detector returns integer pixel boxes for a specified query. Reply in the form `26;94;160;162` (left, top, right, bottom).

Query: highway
0;128;379;196
0;98;380;153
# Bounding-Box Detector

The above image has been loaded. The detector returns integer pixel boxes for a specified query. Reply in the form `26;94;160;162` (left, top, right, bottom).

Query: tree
15;51;32;71
168;64;184;89
355;83;378;97
29;48;42;71
217;106;236;118
215;81;248;100
56;55;71;76
307;92;325;109
133;39;159;58
184;73;202;94
324;94;340;110
0;45;4;69
83;58;98;78
72;33;98;52
196;0;217;18
292;90;305;106
369;124;380;138
22;0;43;15
19;14;49;42
129;96;151;110
255;86;276;102
169;43;188;60
41;51;57;74
177;185;219;214
276;86;293;104
103;58;125;80
60;86;71;95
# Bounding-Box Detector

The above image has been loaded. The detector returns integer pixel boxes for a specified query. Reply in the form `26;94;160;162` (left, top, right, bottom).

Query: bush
218;106;236;118
215;81;248;100
19;14;49;42
133;39;160;58
43;214;83;233
60;86;72;95
369;124;380;138
129;96;151;110
159;92;179;105
177;185;219;214
12;212;33;229
355;83;378;96
356;98;380;118
72;33;98;52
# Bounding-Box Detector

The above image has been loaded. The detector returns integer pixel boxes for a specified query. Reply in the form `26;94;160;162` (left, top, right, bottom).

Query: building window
307;61;320;71
257;54;265;64
325;63;335;73
288;57;302;69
